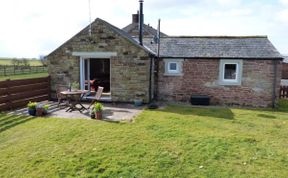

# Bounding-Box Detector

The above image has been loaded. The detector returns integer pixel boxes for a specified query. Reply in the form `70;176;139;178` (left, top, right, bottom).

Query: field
0;58;43;66
0;72;49;81
0;104;288;177
0;58;47;80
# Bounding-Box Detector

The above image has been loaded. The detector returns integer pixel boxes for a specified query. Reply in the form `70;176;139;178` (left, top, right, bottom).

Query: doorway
85;58;110;92
83;58;110;92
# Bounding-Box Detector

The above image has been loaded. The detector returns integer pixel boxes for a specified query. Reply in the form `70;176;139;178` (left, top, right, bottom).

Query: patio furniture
88;86;104;109
56;85;69;107
60;90;88;112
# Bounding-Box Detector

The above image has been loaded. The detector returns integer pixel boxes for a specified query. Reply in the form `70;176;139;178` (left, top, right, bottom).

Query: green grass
1;105;288;177
0;58;42;66
0;72;48;81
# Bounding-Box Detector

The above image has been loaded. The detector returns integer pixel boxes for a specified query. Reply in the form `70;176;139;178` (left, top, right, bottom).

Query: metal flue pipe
139;0;144;45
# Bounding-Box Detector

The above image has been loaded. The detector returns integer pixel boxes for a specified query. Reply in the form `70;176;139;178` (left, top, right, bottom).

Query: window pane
169;63;177;70
224;64;236;79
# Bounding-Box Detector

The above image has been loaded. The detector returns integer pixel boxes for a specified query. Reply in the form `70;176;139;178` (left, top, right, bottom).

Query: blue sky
0;0;287;58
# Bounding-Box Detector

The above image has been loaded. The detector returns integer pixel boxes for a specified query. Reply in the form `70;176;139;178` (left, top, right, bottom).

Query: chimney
132;12;139;24
139;0;144;46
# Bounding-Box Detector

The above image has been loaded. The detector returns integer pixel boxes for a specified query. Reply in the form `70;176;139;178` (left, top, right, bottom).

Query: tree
11;58;18;66
22;58;30;67
40;55;48;66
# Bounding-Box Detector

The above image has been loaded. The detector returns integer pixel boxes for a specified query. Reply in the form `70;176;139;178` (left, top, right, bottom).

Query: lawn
0;72;48;81
0;105;288;177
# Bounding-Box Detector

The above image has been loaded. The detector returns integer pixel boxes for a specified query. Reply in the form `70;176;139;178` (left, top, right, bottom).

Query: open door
87;58;110;92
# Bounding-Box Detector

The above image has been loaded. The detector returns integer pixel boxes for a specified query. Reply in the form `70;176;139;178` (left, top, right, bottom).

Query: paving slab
7;101;145;122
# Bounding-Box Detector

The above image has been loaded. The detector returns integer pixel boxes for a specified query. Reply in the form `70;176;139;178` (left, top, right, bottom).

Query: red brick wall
158;59;282;107
282;63;288;79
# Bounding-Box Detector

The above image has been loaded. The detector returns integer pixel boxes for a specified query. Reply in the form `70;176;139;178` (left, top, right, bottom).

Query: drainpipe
272;60;278;108
149;54;153;103
139;0;144;46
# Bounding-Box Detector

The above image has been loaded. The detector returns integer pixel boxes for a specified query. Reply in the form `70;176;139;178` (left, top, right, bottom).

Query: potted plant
27;101;37;116
134;93;144;106
92;102;103;120
43;104;49;115
90;111;95;119
36;104;49;116
71;82;80;91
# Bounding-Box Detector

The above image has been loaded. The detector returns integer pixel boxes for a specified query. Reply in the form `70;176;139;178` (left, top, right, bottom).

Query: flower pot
96;111;102;120
28;108;36;116
43;109;48;115
134;99;143;106
36;108;45;116
91;112;95;119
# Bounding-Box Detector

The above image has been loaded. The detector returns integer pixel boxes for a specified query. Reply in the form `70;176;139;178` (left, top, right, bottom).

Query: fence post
5;79;12;110
48;76;51;100
4;65;6;76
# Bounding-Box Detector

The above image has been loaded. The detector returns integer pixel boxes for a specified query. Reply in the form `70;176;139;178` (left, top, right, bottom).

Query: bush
277;99;288;112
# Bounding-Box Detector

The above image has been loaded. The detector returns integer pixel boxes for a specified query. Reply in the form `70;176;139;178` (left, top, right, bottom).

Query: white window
168;62;178;73
219;59;243;85
164;59;183;76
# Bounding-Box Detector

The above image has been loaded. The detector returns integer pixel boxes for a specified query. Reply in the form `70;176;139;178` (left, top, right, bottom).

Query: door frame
72;51;116;94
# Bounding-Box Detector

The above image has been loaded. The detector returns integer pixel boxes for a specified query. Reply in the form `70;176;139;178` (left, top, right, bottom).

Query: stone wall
158;59;282;107
47;19;151;102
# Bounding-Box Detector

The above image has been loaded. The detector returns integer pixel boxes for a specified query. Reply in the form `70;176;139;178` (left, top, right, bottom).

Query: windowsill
218;80;241;86
164;73;183;76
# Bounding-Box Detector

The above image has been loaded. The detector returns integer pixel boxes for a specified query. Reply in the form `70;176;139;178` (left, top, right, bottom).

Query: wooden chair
56;85;69;107
88;86;104;109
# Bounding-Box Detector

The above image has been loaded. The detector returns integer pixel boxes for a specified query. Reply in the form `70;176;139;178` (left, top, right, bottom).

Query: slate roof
48;18;153;56
142;36;283;59
122;23;168;37
48;17;282;60
283;56;288;63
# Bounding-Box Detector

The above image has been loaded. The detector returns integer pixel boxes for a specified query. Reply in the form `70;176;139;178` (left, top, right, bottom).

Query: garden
1;103;288;177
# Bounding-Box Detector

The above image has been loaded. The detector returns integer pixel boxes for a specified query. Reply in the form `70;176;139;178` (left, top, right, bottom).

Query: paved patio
8;101;145;122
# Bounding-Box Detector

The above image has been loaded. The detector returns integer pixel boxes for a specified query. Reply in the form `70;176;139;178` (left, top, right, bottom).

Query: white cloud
0;0;287;57
277;9;288;23
216;0;242;7
280;0;288;5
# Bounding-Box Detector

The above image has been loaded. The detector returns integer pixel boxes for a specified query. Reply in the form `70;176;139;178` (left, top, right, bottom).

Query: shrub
277;99;288;112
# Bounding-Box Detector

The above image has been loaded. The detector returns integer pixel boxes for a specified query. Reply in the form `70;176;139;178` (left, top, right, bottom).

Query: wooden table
60;90;88;112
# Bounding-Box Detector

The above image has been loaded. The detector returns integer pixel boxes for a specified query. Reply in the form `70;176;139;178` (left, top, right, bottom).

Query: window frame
164;59;183;76
167;62;179;73
219;59;243;86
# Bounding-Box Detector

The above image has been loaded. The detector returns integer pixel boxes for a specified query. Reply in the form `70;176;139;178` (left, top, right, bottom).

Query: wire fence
0;65;48;76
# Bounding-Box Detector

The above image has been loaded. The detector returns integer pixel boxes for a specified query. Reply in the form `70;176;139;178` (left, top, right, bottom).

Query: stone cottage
47;16;283;107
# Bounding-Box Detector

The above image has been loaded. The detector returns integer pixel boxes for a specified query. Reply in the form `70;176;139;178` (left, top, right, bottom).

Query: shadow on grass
0;114;35;133
161;105;234;120
257;114;276;119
